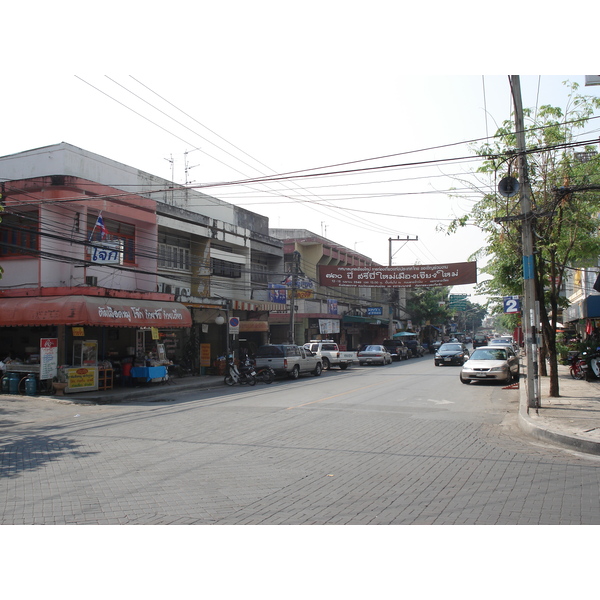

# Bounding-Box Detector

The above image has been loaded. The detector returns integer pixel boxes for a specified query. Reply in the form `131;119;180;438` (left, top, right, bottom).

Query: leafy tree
446;81;600;397
406;286;453;330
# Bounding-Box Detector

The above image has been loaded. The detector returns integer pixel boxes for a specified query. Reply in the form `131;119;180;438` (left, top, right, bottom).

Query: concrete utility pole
511;75;540;410
388;236;418;338
288;251;301;344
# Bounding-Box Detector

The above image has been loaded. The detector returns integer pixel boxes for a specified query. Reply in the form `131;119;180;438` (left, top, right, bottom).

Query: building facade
0;143;283;389
267;229;401;349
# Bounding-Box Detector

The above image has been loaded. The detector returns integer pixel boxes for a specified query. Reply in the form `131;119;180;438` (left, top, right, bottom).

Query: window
0;210;39;258
211;257;241;278
159;244;191;271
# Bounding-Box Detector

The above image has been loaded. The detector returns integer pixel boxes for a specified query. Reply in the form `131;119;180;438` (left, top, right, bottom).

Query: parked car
405;339;426;357
460;345;520;384
434;343;470;366
254;344;322;379
357;345;392;366
303;340;354;370
488;338;519;354
382;339;410;361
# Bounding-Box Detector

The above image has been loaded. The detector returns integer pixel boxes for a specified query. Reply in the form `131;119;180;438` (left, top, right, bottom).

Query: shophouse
0;143;283;392
267;229;402;349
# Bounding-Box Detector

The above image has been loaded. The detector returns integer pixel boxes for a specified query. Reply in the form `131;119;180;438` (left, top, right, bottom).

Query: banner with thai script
318;262;477;288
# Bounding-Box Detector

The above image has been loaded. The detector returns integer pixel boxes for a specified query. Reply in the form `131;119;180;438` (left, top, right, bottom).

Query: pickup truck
254;344;323;379
303;340;354;370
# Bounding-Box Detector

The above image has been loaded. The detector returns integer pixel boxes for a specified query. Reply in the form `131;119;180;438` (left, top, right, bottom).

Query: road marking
427;399;454;405
286;382;386;410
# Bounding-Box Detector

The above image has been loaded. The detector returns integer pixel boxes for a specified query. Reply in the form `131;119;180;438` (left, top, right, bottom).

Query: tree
406;287;453;331
446;81;600;397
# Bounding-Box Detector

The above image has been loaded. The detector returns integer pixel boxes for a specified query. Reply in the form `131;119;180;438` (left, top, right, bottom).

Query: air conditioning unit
85;276;98;286
158;283;172;294
179;287;191;297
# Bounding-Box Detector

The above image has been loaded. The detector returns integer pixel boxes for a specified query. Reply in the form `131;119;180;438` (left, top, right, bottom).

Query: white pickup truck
254;344;323;379
303;340;354;370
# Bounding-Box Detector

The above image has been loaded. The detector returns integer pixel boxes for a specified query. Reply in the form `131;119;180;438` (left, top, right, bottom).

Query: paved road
2;356;600;524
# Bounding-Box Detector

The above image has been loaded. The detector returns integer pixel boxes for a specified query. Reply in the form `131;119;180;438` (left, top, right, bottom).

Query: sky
4;4;599;310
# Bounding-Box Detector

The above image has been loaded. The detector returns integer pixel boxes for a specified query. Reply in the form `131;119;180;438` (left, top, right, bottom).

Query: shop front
0;293;192;393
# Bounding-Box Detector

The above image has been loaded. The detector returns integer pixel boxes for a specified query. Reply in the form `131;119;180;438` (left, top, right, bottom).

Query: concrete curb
517;373;600;456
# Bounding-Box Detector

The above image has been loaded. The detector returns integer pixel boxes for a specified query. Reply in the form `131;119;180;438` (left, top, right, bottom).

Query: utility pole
288;251;301;344
388;236;418;338
511;75;540;410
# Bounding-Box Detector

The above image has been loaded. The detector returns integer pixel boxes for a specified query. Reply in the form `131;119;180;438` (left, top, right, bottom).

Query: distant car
472;333;489;349
434;343;470;366
429;340;442;354
358;345;392;366
460;346;520;384
405;339;426;357
382;340;410;361
488;338;519;353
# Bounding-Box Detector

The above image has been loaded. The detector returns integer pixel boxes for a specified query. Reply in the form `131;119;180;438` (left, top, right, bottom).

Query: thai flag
95;214;108;239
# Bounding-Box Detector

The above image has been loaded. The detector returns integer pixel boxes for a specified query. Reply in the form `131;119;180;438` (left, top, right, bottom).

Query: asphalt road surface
2;355;600;525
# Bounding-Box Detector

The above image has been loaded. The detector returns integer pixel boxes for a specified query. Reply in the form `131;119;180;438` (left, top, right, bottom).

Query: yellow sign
151;327;160;340
66;367;98;391
200;343;211;367
72;327;85;337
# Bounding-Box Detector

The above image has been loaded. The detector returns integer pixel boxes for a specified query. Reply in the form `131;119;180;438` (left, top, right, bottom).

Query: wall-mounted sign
90;240;122;265
503;296;521;314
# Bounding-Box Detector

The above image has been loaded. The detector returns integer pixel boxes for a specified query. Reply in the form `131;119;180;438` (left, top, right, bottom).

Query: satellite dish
498;176;520;198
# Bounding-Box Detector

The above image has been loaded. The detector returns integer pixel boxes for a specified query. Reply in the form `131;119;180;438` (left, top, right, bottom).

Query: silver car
358;345;392;366
460;346;520;384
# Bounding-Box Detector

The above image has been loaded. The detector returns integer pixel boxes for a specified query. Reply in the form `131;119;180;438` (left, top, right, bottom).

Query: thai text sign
90;241;122;265
40;338;58;380
318;262;477;288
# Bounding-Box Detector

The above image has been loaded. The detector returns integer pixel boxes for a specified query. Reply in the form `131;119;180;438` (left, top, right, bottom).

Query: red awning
0;295;192;328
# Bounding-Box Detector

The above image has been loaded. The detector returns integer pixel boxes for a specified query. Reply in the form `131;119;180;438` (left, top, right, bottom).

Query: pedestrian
121;357;133;387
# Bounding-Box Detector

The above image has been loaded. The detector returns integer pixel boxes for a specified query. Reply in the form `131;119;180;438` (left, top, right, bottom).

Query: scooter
224;356;257;386
569;353;587;380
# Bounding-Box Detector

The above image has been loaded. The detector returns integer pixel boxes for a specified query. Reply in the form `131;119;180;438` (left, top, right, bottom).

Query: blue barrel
8;373;19;395
25;373;37;396
1;374;9;394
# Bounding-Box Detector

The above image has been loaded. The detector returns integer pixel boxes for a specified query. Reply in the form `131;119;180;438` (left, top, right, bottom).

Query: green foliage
406;287;452;326
444;80;600;392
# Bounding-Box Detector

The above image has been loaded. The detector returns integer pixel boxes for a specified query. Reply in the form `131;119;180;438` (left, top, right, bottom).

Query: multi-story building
267;229;400;349
0;143;283;387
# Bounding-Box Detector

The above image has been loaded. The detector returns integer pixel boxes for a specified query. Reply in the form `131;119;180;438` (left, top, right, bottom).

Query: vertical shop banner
327;299;338;315
40;338;58;380
200;344;211;367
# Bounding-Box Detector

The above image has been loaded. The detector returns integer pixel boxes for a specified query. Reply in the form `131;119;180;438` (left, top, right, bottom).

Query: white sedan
357;345;392;366
460;346;520;384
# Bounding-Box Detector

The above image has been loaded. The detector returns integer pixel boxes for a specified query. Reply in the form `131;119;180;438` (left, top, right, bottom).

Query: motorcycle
253;364;275;384
224;357;257;386
569;352;587;380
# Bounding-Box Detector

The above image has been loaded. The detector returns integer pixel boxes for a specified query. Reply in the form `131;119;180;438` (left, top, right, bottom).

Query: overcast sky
3;3;599;307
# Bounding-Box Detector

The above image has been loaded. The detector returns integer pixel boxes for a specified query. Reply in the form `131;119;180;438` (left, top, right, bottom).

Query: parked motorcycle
253;364;275;384
224;357;257;386
569;353;587;380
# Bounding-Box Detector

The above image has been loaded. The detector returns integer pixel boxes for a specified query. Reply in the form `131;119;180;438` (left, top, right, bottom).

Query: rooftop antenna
164;154;175;205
